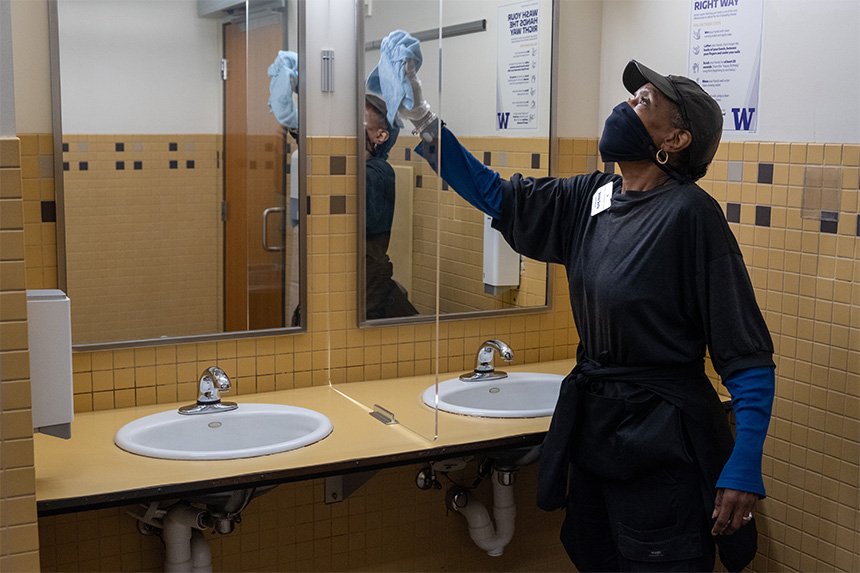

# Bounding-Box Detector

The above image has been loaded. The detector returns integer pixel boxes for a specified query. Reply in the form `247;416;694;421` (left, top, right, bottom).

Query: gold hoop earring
656;148;669;165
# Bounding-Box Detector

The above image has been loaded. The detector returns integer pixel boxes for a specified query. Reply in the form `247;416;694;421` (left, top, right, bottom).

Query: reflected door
224;12;296;331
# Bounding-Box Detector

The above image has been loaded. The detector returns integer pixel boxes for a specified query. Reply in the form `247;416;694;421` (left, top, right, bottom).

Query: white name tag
591;182;613;216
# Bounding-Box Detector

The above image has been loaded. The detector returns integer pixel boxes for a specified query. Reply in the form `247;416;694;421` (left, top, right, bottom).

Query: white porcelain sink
423;372;564;418
115;404;333;460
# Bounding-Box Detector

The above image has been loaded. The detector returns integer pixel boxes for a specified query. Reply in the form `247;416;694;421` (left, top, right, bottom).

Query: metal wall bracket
321;49;334;92
324;470;378;504
364;19;487;51
369;404;397;425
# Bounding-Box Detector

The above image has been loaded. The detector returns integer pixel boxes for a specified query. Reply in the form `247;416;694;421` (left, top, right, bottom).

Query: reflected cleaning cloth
268;50;299;128
366;30;422;128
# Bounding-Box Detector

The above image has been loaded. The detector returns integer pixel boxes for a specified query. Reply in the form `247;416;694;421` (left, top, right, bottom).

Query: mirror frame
49;0;309;351
356;0;558;328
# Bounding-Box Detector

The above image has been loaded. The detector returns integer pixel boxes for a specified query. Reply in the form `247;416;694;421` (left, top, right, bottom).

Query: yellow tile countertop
35;359;576;516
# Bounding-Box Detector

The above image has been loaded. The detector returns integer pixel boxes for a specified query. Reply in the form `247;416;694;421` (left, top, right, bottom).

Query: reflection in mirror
359;0;553;326
363;93;420;320
54;0;306;349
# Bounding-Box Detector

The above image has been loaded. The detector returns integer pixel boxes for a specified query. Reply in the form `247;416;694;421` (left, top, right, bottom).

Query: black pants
560;459;715;572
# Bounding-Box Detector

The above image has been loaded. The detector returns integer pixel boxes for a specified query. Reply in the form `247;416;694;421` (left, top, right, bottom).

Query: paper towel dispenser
26;290;74;439
483;215;521;295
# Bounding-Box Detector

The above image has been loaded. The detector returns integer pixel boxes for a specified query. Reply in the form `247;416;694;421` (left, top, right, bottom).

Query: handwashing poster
688;0;765;133
496;0;540;130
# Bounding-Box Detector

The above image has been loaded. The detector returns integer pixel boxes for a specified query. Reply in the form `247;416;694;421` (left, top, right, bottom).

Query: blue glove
716;366;775;497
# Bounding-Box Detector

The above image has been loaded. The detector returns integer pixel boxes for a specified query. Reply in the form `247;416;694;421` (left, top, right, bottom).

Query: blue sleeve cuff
415;126;503;219
716;365;775;497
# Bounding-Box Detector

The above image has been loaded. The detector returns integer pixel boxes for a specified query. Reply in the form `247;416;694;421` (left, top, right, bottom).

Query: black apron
537;357;757;573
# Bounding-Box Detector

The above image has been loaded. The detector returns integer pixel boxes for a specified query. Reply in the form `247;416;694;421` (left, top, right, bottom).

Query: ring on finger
742;513;753;521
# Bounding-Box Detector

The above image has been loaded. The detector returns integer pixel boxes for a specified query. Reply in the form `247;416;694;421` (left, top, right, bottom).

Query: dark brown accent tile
41;201;56;223
755;205;771;227
330;155;347;175
820;212;838;234
725;202;741;223
820;219;838;234
330;195;346;215
757;163;773;184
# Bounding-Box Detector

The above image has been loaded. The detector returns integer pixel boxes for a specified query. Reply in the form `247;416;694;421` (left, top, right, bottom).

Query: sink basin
115;403;333;460
423;372;564;418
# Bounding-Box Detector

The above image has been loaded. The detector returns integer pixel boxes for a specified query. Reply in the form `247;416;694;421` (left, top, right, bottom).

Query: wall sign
688;0;765;133
496;0;540;130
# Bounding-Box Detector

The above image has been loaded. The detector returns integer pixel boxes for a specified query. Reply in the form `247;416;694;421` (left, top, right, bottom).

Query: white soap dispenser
26;289;74;439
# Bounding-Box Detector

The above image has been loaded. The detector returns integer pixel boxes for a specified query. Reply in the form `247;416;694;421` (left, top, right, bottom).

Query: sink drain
489;387;501;393
208;421;223;429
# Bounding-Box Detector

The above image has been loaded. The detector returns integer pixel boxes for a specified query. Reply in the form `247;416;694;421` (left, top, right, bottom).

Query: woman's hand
711;487;757;535
399;59;436;137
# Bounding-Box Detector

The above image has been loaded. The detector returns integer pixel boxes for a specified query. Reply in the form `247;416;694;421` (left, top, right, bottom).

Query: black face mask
598;102;657;164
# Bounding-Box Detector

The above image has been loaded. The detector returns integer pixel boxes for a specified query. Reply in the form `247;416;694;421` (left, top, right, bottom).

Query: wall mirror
51;0;306;350
343;0;555;441
358;0;554;327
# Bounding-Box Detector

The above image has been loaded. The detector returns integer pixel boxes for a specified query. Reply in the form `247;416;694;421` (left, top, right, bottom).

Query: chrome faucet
179;366;239;415
460;339;514;381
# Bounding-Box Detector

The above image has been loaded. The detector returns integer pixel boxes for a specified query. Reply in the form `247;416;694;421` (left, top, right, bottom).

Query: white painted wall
9;0;860;140
305;0;358;136
0;0;15;136
589;0;859;143
9;0;56;135
314;0;860;142
56;0;222;134
555;0;602;138
755;0;859;143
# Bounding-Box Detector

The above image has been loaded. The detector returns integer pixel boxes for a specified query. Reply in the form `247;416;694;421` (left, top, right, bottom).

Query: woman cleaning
376;44;775;572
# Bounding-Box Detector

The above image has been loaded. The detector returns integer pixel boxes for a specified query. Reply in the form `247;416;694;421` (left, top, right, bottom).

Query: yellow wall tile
16;132;860;573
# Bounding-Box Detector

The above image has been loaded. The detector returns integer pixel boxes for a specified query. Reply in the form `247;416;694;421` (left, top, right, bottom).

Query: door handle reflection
262;207;286;252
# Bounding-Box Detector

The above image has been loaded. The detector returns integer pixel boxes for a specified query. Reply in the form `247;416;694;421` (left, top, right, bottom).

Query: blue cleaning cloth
366;30;423;128
268;51;299;128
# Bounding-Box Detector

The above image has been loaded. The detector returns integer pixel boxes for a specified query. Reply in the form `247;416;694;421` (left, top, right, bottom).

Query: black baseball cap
623;60;722;181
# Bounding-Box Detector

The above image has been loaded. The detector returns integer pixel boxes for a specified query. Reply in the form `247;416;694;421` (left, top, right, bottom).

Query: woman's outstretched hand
711;487;758;536
399;59;436;136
